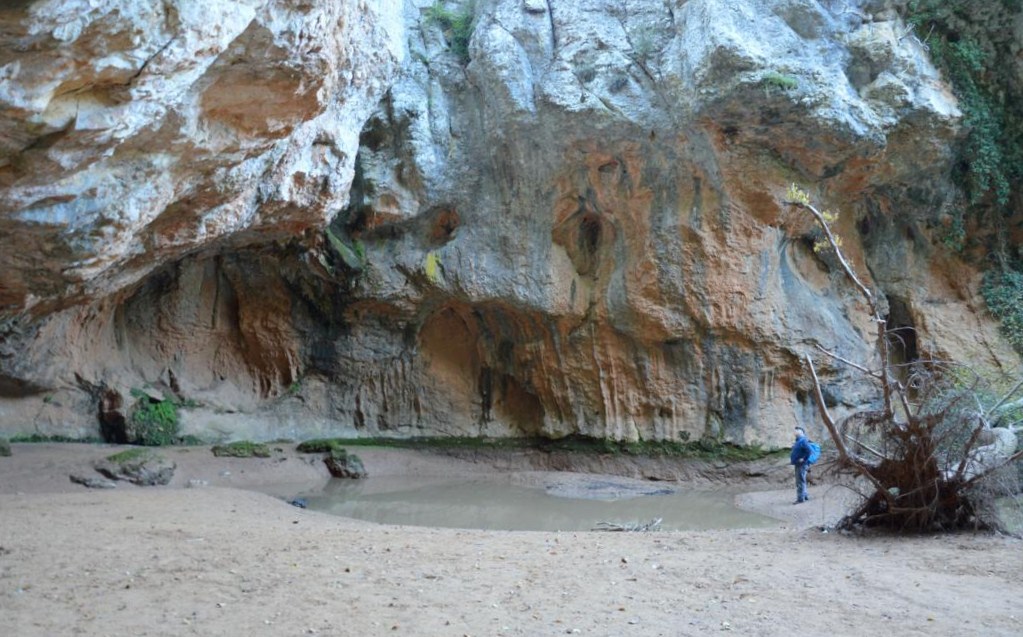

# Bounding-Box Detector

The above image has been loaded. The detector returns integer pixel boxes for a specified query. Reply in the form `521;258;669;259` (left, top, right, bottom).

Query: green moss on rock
211;441;272;458
296;438;347;453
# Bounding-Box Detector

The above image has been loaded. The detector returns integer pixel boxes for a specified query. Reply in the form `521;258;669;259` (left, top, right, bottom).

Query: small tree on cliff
785;184;1023;532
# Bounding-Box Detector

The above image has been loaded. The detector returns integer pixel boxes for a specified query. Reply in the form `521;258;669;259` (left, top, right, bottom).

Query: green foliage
786;183;843;254
211;441;272;458
907;0;1022;206
761;72;798;92
941;209;967;252
326;227;366;271
786;183;811;206
981;267;1023;353
424;2;474;63
129;394;180;447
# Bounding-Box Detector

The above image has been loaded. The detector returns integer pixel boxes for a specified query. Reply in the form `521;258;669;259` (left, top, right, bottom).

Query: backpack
807;441;821;465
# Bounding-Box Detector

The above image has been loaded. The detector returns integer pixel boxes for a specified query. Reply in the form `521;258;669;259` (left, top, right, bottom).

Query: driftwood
787;186;1022;532
592;518;663;532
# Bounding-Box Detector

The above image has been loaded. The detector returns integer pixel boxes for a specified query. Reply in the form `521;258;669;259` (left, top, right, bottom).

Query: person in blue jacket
790;426;812;504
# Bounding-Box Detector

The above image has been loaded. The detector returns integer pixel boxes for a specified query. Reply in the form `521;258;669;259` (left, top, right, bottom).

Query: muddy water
296;476;780;532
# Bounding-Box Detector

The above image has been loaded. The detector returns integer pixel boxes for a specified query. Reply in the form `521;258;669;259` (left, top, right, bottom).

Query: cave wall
0;0;1019;447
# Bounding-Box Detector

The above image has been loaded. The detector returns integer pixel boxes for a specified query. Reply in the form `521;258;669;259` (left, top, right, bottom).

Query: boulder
94;450;176;486
69;474;117;489
324;449;367;479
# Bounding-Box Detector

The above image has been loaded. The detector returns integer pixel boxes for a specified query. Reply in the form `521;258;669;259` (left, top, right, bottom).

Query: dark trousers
795;463;809;502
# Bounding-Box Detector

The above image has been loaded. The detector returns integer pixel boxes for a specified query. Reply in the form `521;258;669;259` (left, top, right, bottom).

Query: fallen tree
786;185;1022;532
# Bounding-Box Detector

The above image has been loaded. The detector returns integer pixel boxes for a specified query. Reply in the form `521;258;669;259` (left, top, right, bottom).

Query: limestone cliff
0;0;1018;447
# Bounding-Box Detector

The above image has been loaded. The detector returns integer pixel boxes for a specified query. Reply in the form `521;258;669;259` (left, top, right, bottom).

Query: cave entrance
885;296;918;386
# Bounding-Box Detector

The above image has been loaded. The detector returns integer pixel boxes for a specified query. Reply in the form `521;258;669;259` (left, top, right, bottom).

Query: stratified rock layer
0;0;1018;447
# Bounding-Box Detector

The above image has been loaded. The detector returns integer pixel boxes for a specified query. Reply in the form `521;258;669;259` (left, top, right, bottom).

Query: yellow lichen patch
425;251;442;283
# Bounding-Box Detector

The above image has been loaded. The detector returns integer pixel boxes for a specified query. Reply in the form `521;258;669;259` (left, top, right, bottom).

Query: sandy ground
1;444;1021;637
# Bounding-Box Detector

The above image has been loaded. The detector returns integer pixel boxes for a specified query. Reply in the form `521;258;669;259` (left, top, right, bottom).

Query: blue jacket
790;435;812;465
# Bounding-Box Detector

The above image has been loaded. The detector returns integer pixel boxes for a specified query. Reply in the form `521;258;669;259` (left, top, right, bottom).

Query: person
790;426;812;504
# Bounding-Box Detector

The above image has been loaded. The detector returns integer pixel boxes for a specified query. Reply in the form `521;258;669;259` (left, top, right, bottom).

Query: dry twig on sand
592;518;663;532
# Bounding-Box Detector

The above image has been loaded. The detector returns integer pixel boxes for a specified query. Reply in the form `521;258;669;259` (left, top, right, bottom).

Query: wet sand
2;443;1021;636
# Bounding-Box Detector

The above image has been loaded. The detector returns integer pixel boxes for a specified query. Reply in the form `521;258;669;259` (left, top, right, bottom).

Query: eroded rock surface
0;0;402;310
0;0;1019;447
94;451;175;486
324;449;367;479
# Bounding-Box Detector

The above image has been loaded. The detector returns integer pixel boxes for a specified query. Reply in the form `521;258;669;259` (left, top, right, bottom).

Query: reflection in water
296;476;779;532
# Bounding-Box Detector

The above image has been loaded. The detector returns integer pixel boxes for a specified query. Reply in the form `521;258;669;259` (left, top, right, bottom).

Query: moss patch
211;441;272;458
295;438;347;453
105;448;154;464
295;435;782;461
761;72;798;91
10;433;102;443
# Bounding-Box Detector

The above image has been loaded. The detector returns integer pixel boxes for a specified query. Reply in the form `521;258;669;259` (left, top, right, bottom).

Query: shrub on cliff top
424;2;474;64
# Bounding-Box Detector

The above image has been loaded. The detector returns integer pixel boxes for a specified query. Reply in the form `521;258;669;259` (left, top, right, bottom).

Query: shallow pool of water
294;476;780;532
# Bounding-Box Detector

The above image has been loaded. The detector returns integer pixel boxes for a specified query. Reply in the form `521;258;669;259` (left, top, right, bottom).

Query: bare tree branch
962;447;1023;490
986;375;1023;416
844;434;887;460
787;194;897;419
786;198;875;306
952;417;988;484
806;354;889;497
815;344;882;378
876;319;896;420
989;393;1023;420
